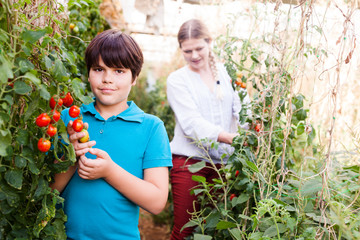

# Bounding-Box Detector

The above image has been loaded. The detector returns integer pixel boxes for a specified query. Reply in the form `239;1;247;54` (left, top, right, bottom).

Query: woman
167;19;249;239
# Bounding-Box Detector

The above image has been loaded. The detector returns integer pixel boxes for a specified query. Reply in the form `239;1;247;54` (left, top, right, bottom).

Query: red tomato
46;124;57;137
49;95;63;109
62;92;74;107
255;124;261;132
50;109;61;123
235;170;240;177
35;113;51;127
38;138;51;152
69;105;80;118
230;193;236;201
72;118;83;132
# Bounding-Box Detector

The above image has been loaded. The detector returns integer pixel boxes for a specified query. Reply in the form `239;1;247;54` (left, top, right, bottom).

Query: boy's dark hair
85;29;144;82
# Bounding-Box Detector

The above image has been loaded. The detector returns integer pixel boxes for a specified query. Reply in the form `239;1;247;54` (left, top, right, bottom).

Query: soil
139;208;172;240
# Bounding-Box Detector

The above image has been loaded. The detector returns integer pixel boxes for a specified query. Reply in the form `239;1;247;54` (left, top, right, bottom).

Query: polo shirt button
100;129;103;134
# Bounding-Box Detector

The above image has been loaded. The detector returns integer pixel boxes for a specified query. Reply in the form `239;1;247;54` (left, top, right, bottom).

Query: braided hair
177;19;223;100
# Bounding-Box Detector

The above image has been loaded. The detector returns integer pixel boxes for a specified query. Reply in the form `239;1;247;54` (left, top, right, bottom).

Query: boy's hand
67;121;96;157
77;148;115;180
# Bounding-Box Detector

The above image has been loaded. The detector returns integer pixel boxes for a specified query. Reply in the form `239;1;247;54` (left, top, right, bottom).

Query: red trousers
170;155;221;240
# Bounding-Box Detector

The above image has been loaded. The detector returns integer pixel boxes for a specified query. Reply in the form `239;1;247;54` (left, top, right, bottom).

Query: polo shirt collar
81;100;145;123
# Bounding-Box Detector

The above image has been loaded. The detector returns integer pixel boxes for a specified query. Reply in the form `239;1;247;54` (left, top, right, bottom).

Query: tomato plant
0;0;107;238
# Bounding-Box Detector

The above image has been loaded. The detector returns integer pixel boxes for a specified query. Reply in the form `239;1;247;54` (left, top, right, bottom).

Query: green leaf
0;55;14;83
0;112;10;128
301;178;322;197
52;59;68;81
229;228;242;240
5;169;23;190
194;234;212;240
14;81;32;95
235;193;249;205
16;129;29;145
24;93;39;121
21;29;47;44
24;72;41;85
19;60;35;74
192;175;206;183
188;161;206;173
263;223;286;237
34;177;49;200
15;156;27;168
39;84;51;100
297;123;305;135
245;160;259;173
3;94;13;105
0;129;11;156
238;214;252;221
249;232;263;240
181;220;198;232
216;221;237;230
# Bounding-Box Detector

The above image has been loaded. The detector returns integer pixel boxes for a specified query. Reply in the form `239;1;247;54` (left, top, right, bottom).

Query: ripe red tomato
69;105;80;118
49;95;63;109
62;92;74;107
46;124;57;137
38;138;51;152
255;123;261;132
50;109;61;123
72;118;83;132
230;193;236;201
36;113;51;127
235;170;240;177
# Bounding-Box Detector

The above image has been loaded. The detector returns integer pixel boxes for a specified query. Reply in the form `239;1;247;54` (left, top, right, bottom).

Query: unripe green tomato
225;172;232;180
79;129;89;143
73;26;79;33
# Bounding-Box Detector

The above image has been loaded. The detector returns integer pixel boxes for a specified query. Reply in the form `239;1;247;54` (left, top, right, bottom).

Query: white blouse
167;63;247;164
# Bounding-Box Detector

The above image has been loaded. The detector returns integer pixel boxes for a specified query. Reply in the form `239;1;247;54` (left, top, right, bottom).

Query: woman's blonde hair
177;19;221;98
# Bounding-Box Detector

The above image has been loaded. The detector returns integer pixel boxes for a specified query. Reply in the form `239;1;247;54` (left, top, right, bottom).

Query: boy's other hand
77;148;115;180
67;121;96;157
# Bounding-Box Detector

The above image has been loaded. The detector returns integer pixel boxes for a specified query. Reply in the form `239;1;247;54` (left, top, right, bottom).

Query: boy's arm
50;164;78;193
77;148;169;215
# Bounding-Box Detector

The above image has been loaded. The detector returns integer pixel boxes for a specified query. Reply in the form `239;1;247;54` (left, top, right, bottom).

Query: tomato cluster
234;71;247;89
68;105;90;143
35;92;78;152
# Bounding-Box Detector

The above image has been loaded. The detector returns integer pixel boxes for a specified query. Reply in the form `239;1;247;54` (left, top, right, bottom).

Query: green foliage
0;0;107;238
184;7;360;240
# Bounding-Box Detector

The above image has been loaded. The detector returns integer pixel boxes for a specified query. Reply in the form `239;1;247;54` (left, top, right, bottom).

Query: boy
51;29;173;239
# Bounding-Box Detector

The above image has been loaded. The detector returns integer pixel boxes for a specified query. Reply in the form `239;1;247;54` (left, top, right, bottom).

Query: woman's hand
217;131;239;144
77;148;116;180
67;120;96;157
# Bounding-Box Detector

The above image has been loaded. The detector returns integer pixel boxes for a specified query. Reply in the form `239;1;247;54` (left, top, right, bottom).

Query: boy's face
88;57;136;111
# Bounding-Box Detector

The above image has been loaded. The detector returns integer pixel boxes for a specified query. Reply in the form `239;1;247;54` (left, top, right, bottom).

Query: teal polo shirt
60;101;172;240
